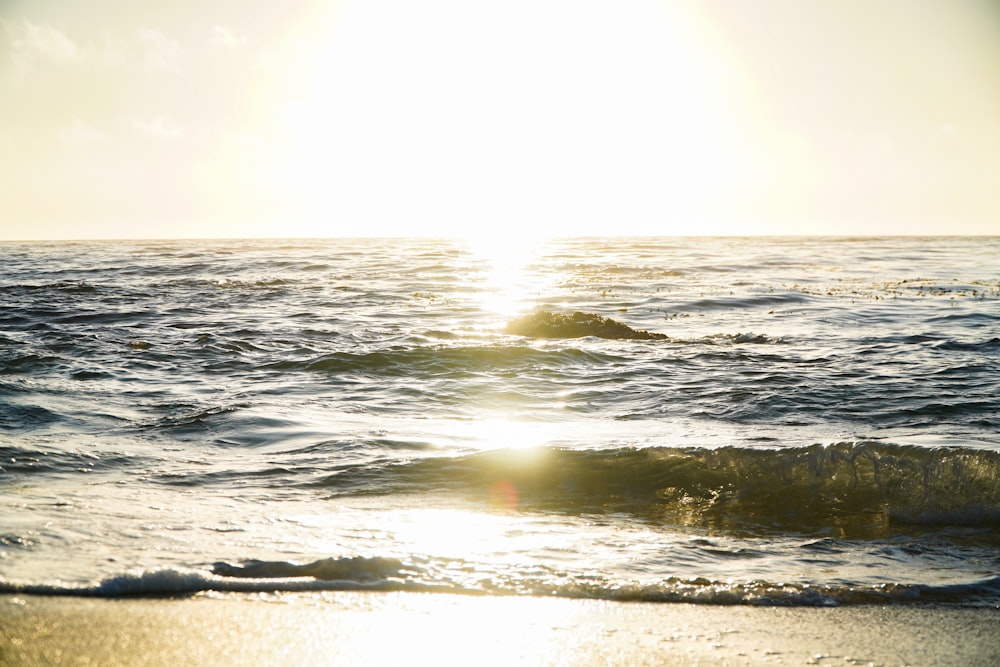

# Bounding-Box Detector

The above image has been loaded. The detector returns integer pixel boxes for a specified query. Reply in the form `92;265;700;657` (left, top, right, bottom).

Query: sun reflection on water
385;508;524;561
462;235;557;318
461;417;557;451
434;417;558;511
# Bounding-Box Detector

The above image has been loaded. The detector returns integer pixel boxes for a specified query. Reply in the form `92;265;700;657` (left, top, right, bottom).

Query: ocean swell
316;442;1000;535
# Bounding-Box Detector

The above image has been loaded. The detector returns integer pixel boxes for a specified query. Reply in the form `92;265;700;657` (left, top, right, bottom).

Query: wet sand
1;593;997;666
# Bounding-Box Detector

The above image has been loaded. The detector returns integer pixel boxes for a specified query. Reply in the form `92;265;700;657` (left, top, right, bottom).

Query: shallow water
2;236;999;605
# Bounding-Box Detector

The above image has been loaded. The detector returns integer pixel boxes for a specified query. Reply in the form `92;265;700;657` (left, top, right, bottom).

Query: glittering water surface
2;236;999;605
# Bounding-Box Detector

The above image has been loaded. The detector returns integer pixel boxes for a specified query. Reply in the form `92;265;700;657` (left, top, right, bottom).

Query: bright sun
231;0;738;238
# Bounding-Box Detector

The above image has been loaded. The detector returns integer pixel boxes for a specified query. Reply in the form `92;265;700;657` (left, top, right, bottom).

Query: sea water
1;236;998;605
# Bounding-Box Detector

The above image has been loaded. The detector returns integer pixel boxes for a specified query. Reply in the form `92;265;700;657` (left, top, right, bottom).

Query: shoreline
2;593;998;666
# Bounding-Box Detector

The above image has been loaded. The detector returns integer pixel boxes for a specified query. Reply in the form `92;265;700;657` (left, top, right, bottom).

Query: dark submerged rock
505;311;668;340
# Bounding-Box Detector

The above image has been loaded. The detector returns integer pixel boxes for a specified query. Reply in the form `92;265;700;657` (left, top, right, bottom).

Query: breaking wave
3;559;998;607
316;442;1000;534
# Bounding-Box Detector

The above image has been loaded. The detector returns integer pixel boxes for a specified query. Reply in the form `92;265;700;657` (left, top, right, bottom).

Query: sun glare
215;0;738;238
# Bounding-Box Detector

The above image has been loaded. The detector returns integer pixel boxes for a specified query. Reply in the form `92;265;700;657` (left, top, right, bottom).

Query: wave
936;337;1000;352
314;442;1000;535
0;404;65;431
209;277;295;290
0;353;67;375
1;281;97;293
3;559;998;607
267;345;619;376
261;332;784;381
678;293;814;311
0;443;157;474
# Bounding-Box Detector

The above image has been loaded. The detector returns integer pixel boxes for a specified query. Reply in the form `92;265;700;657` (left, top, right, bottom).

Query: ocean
1;236;998;607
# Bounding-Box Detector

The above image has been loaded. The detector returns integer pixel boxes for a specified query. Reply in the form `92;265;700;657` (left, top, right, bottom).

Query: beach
2;593;998;666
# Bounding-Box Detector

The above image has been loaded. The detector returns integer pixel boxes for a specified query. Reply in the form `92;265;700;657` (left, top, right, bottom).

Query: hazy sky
2;0;999;239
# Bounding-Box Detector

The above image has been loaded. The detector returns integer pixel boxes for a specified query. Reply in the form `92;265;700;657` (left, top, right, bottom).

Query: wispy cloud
137;28;183;73
15;20;79;64
3;20;189;76
57;116;106;144
212;25;246;50
3;19;79;77
131;114;183;139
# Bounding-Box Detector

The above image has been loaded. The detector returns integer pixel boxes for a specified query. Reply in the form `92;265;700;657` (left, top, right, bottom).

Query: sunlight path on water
461;234;564;319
